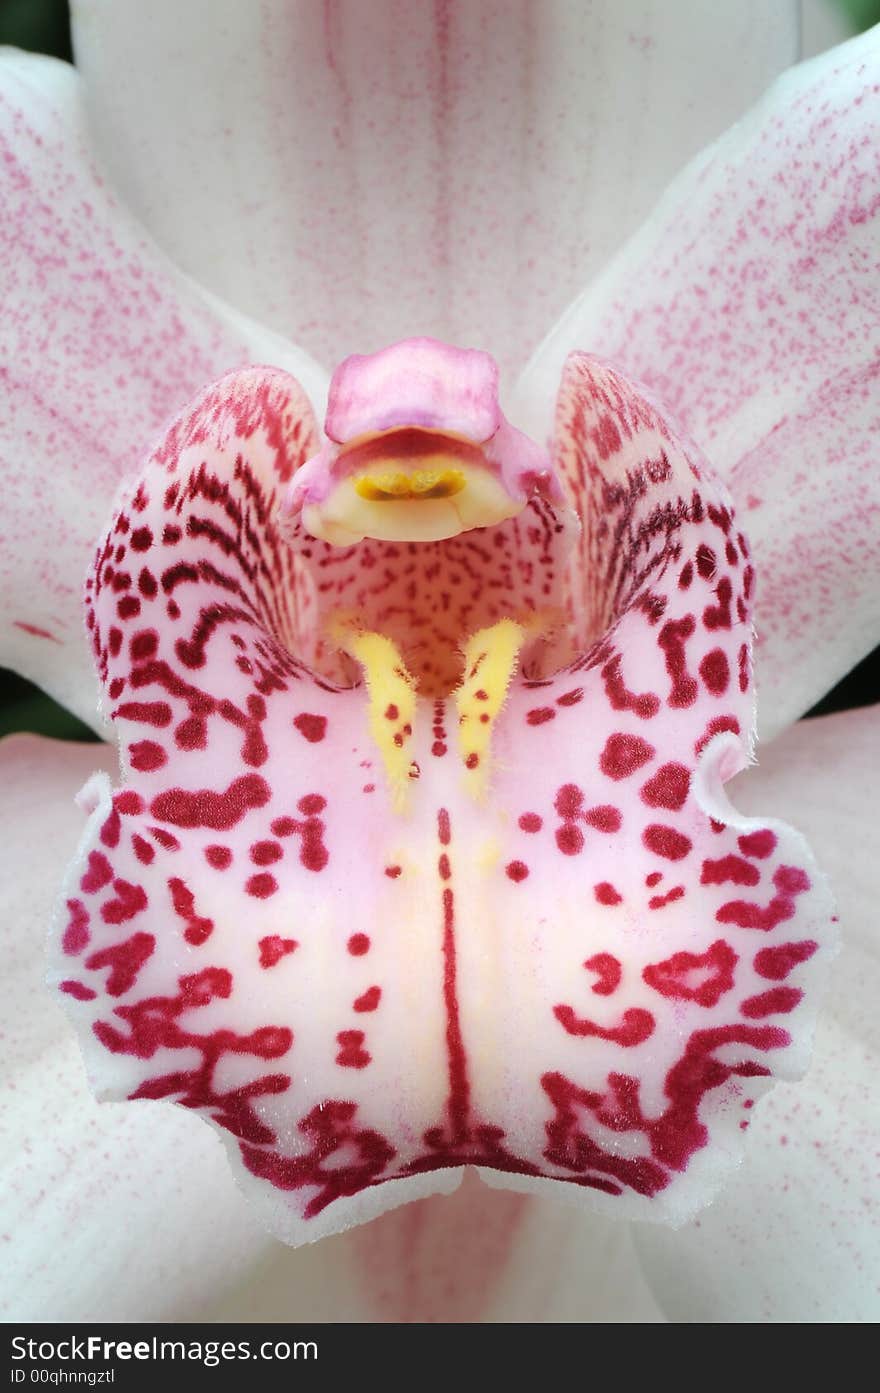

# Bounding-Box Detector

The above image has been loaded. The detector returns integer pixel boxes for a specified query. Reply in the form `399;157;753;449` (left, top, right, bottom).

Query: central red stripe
438;809;470;1146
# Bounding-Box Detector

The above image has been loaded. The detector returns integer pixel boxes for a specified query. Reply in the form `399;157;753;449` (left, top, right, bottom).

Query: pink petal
515;30;880;740
72;0;797;376
634;704;880;1321
0;51;326;731
4;732;659;1321
53;354;835;1244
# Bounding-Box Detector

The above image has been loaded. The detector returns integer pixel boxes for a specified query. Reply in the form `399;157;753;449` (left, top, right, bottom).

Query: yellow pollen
455;618;528;798
354;467;466;501
332;617;419;811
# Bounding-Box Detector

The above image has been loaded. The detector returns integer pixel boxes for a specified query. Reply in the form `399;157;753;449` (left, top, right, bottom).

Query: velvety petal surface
71;0;797;377
515;29;880;740
0;733;277;1321
51;356;835;1245
0;49;327;732
633;704;880;1322
2;733;662;1321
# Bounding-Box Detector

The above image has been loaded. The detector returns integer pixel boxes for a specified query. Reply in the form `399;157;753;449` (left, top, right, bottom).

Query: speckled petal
52;354;836;1245
634;704;880;1322
0;50;326;732
9;734;658;1322
515;29;880;741
0;734;280;1321
71;0;797;376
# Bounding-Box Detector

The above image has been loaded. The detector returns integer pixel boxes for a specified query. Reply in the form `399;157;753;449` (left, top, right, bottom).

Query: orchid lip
52;346;836;1250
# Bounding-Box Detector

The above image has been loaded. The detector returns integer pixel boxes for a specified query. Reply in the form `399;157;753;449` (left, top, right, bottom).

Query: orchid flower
1;2;878;1324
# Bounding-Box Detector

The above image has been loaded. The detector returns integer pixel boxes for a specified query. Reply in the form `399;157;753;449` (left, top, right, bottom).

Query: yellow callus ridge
333;620;419;811
455;618;527;797
354;467;466;501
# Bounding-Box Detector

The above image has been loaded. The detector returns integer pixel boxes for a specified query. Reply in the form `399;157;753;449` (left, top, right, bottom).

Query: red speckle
555;824;585;856
754;940;818;980
554;1003;655;1047
80;850;113;894
640;762;690;810
775;866;810;895
526;706;555;725
117;595;141;620
85;931;154;995
701;855;760;887
649;886;685;910
204;844;232;869
130;630;158;661
130;526;153;551
695;544;716;579
594;882;622;906
246;873;278;899
658;616;698;708
100;809;121;849
738;828;778;859
132;834;155;865
599;733;655;780
717;864;810;931
699;648;730;696
59;979;96;1001
354;986;382;1013
169;876;214;945
385;865;402;878
336;1029;371;1068
129;740;167;772
506;860;529;882
294;713;327;743
584;952;622;993
259;935;298;968
62;899;90;955
101;878;148;925
250;840;283;865
348;933;370;956
585;805;622;833
175;716;207;751
643;940;737;1007
115;700;172;728
741;986;803;1018
518;812;542;832
643;824;692;861
151;773;270;829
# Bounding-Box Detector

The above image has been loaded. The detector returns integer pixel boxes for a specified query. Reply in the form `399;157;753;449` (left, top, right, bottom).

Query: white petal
633;705;880;1322
515;30;880;742
0;51;327;733
202;1171;664;1322
72;0;796;377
